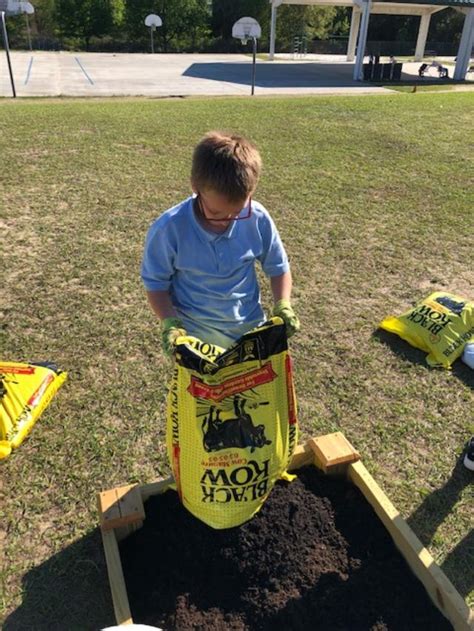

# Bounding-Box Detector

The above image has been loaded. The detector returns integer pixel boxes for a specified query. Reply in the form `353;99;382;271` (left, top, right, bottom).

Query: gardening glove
272;299;300;338
161;317;187;357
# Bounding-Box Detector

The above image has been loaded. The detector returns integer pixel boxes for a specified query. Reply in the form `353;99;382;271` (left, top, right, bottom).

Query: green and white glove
161;317;187;357
272;299;300;338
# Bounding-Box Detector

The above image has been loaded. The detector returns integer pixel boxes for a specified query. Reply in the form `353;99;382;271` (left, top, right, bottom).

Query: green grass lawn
1;93;473;629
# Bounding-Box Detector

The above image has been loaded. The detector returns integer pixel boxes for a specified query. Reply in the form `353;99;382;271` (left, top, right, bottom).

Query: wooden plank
117;485;145;522
98;485;145;532
288;442;314;471
140;476;174;502
98;488;121;529
115;520;144;544
308;432;360;473
348;459;474;631
101;529;133;625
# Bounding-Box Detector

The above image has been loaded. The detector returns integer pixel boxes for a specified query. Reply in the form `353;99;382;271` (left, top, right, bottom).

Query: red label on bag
187;362;277;402
285;355;297;425
0;364;36;375
173;444;182;500
27;373;54;407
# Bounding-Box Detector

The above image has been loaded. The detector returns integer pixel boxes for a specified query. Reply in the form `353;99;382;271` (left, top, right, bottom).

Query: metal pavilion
269;0;474;80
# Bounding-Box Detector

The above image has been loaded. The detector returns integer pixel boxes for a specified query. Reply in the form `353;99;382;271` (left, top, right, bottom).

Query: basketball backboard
145;14;162;28
232;17;261;44
1;0;34;14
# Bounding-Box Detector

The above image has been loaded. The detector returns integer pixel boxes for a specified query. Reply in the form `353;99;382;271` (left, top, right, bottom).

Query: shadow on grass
441;529;474;599
373;329;474;390
374;329;473;599
4;528;114;631
406;458;473;599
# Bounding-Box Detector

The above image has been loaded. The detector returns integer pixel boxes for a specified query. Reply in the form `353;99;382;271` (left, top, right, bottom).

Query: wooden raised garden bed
97;432;473;630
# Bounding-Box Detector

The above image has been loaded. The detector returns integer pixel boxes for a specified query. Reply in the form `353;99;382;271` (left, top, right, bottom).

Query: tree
429;8;465;44
152;0;210;51
328;7;351;38
55;0;125;48
366;10;465;49
125;0;210;51
275;5;338;49
124;0;156;41
32;0;57;38
211;0;269;41
367;15;418;42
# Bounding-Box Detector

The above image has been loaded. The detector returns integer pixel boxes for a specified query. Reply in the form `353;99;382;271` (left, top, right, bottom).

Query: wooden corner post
308;431;360;474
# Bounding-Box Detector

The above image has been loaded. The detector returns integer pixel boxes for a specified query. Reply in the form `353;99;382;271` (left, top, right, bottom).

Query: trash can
382;64;392;80
393;63;402;81
372;63;382;81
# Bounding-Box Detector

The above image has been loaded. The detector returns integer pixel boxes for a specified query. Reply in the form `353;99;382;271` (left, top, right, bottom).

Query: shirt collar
188;196;237;241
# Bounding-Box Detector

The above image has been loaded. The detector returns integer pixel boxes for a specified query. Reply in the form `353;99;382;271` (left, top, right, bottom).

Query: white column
353;0;371;81
414;12;431;61
454;8;474;80
269;0;282;61
347;8;361;62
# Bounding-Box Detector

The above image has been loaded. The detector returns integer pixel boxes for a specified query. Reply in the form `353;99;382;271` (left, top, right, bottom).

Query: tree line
5;0;465;53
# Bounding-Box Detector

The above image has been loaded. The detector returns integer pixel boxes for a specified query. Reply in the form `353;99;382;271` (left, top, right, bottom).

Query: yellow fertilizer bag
379;292;474;368
0;362;67;459
167;317;298;529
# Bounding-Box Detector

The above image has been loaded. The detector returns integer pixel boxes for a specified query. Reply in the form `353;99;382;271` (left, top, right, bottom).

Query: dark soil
120;467;452;630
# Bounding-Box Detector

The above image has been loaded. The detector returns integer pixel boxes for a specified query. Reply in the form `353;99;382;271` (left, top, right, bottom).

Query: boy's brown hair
191;131;262;202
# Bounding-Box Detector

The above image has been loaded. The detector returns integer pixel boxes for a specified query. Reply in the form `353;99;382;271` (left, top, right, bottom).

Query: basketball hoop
232;18;261;96
144;14;162;54
232;17;261;43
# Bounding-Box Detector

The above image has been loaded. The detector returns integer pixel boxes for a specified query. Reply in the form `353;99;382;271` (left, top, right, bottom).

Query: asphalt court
1;51;394;97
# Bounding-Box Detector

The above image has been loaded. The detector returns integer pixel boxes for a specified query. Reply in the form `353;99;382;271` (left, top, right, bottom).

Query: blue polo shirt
141;196;289;348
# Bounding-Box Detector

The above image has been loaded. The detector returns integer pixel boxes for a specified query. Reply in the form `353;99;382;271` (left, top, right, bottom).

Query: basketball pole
233;18;261;97
25;11;32;51
1;11;16;98
251;36;257;95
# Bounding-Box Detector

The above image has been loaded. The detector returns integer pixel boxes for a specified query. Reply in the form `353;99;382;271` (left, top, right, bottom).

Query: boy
141;131;299;354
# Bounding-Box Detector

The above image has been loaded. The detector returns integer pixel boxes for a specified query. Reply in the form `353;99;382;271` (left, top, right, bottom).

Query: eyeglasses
196;194;252;222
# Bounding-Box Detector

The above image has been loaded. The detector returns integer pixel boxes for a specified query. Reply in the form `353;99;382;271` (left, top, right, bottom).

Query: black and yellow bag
166;318;298;529
379;292;474;368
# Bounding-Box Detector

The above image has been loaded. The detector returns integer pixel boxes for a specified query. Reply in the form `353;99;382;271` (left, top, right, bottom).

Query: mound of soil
120;467;452;630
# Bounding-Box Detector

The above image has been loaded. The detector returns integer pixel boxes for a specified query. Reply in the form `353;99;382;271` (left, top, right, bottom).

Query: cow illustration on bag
435;296;466;316
202;395;271;453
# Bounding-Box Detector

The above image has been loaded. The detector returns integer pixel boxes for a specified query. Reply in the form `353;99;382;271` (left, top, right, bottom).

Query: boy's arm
257;211;299;337
146;290;178;321
270;270;292;303
146;290;186;356
270;271;300;338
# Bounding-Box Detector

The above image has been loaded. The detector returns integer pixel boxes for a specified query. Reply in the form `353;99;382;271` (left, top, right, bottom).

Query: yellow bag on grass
0;362;67;459
166;317;298;529
379;292;474;368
